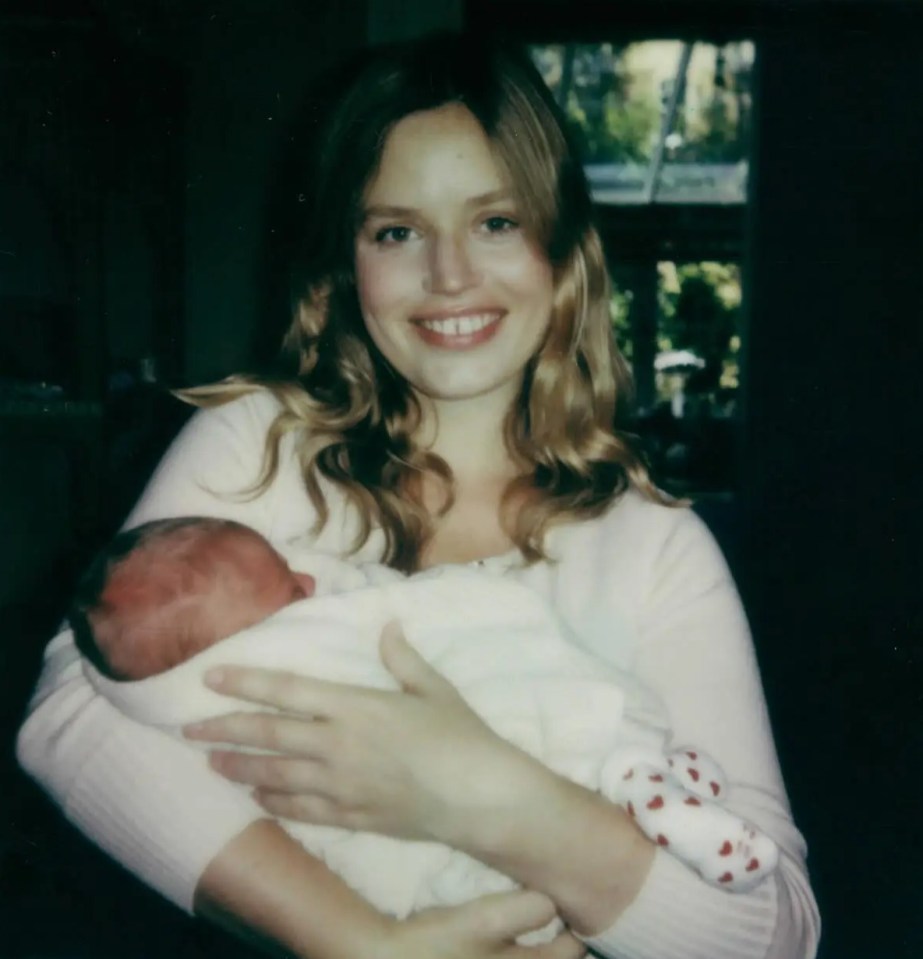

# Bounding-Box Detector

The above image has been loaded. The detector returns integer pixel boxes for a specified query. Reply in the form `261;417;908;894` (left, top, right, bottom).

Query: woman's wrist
195;819;395;959
429;736;550;849
449;753;656;936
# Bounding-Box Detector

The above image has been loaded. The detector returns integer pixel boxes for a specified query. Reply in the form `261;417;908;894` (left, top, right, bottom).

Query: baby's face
208;532;316;643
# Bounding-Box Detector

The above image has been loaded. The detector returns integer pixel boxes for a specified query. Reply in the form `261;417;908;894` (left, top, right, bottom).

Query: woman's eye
482;215;519;234
374;225;415;245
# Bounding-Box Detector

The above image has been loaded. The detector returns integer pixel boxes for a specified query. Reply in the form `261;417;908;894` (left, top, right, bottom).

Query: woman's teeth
418;313;499;336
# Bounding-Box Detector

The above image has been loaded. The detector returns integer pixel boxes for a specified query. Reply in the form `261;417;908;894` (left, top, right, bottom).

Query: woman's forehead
363;103;512;205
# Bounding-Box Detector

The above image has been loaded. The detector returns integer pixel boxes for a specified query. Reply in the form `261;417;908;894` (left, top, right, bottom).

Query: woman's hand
195;819;585;959
184;622;544;847
373;891;586;959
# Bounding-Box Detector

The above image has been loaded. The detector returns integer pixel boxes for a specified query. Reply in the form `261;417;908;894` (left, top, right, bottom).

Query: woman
17;35;819;959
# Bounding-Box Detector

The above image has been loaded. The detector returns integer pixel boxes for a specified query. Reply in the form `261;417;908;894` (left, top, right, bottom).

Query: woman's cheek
356;247;420;319
483;235;551;286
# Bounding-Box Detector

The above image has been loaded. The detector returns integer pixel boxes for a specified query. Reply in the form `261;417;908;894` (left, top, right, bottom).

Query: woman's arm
460;504;820;959
197;820;584;959
17;395;293;911
18;394;587;957
596;505;820;959
17;397;356;950
186;627;656;935
16;629;270;913
555;501;819;959
17;638;582;959
185;501;820;959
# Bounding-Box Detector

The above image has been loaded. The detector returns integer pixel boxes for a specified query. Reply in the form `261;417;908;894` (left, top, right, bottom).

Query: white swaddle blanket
83;563;671;915
83;561;778;929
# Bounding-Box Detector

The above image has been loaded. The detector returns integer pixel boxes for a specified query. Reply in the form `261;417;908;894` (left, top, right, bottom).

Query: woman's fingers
184;711;330;756
378;622;437;696
253;789;367;829
388;891;582;959
181;623;524;844
515;931;587;959
208;751;331;794
442;890;588;958
379;622;461;700
200;665;372;716
463;890;557;943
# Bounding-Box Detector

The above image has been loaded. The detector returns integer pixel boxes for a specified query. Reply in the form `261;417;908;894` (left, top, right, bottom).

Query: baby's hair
70;516;257;680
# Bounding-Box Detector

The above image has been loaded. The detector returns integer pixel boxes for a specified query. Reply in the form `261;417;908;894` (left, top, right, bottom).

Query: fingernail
182;722;205;738
204;668;226;688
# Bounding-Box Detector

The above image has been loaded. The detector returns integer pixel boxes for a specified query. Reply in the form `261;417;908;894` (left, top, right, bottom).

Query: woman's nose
424;233;480;295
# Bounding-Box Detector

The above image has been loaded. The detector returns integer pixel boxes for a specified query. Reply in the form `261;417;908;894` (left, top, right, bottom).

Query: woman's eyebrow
362;190;514;222
466;189;513;207
362;204;418;220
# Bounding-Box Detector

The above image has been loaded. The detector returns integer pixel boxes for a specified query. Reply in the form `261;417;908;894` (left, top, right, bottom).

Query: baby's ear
292;571;317;599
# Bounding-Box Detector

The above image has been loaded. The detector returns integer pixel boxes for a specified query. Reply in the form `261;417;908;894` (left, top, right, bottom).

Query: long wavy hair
183;35;670;572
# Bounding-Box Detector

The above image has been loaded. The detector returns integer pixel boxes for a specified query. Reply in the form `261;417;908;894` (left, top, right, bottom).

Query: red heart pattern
609;748;778;894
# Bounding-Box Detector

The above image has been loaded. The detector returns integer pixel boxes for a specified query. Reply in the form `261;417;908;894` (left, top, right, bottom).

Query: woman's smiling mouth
412;310;505;348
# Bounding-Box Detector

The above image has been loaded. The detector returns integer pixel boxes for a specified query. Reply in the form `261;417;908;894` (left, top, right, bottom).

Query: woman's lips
412;310;505;349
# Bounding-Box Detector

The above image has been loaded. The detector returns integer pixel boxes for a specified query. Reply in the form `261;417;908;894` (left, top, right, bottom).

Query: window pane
611;260;742;494
531;39;752;493
531;41;754;205
656;261;741;403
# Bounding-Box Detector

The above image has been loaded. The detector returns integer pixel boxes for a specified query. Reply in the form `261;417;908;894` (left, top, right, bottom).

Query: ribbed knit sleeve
533;496;821;959
580;847;820;959
16;392;323;912
16;402;820;955
16;633;264;912
581;850;777;959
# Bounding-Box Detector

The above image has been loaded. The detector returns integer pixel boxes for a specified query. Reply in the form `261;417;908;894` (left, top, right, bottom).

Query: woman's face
354;103;554;411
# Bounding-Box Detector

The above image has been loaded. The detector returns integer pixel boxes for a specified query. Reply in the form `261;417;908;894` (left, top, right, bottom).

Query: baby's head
71;517;314;681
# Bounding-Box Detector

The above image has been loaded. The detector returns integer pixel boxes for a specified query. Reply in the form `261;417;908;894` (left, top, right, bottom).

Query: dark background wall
744;10;922;958
1;2;920;958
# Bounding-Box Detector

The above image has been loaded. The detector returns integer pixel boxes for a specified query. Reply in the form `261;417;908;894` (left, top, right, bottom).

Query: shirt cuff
579;848;778;959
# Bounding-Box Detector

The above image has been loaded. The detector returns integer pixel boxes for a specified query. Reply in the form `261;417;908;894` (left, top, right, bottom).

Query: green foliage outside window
658;262;741;392
531;42;751;490
609;283;634;360
532;42;754;167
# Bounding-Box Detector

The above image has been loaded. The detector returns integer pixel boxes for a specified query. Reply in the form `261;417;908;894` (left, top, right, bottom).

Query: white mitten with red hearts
602;747;779;892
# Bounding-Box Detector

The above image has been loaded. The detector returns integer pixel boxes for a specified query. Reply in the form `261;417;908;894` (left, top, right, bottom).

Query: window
531;41;755;494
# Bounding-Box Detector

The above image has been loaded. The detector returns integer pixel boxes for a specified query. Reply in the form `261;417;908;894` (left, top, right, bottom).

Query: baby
71;516;321;682
70;517;779;929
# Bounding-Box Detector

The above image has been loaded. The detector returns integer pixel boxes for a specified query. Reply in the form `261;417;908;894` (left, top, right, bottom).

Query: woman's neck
416;392;521;483
410;391;532;568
